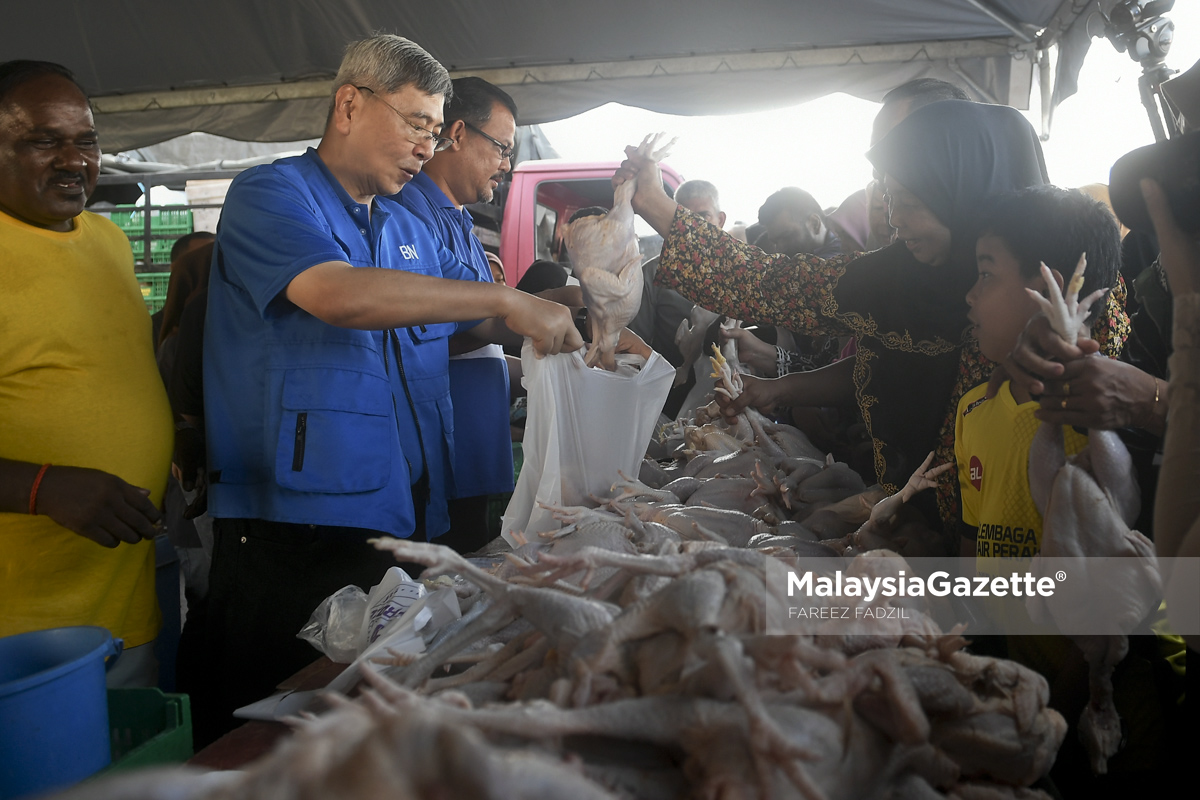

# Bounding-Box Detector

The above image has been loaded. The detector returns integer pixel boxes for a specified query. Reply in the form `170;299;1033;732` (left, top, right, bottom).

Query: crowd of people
1;29;1195;796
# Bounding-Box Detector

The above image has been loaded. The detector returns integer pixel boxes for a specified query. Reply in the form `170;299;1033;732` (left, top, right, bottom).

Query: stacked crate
110;206;194;313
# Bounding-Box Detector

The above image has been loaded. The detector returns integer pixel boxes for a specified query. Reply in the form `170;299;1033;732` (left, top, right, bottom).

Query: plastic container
0;626;122;799
105;688;193;772
110;207;194;237
130;239;176;265
137;272;172;313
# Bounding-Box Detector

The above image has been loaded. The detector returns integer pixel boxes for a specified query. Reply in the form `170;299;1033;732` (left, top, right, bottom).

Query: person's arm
1142;178;1200;649
286;264;581;357
613;150;854;340
536;285;583;308
0;458;161;548
720;327;782;376
717;356;855;418
611;146;677;235
221;169;582;358
994;308;1166;435
1144;178;1200;559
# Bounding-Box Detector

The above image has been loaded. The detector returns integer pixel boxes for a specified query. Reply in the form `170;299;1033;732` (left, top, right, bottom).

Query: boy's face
966;234;1045;363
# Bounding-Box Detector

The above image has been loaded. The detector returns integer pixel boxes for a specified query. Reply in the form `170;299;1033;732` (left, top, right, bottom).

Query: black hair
516;259;568;294
881;78;969;111
0;60;88;107
170;231;216;262
758;187;823;226
445;76;517;127
979;185;1121;324
568;206;608;223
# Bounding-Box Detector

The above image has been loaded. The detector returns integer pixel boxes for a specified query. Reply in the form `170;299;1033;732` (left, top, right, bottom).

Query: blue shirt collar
409;171;474;233
301;147;390;225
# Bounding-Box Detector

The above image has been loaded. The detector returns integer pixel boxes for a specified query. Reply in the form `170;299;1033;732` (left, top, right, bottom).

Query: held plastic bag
297;584;368;663
298;566;430;663
501;341;675;545
357;566;428;651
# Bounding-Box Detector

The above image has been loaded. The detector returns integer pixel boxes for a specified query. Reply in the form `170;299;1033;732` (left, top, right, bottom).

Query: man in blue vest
191;35;582;743
396;78;528;553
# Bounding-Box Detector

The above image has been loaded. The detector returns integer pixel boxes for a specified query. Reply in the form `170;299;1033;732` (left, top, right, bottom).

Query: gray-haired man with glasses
187;35;583;745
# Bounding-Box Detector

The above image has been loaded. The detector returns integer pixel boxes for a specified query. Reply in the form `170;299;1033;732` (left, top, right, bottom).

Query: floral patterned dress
655;207;1130;534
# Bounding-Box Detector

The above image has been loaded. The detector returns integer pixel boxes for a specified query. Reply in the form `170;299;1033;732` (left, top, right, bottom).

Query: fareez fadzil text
786;570;1057;602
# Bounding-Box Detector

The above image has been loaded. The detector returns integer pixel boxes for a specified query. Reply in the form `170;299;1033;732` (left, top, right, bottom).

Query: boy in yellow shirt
955;185;1184;791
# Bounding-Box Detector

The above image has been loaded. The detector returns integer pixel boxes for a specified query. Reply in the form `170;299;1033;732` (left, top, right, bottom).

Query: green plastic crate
111;206;194;237
129;238;175;265
104;688;192;772
137;272;171;314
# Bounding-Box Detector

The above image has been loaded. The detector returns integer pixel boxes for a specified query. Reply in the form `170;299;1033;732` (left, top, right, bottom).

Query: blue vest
204;150;474;537
397;173;514;498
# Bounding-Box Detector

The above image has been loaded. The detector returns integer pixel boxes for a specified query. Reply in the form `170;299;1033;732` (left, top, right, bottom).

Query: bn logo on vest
398;244;420;260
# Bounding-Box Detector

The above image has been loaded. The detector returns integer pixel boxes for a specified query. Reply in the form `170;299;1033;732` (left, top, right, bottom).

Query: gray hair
675;179;720;211
332;35;452;101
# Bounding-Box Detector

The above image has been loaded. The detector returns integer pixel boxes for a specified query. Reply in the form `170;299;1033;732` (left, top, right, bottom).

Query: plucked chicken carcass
565;133;674;370
1024;256;1162;774
60;397;1070;800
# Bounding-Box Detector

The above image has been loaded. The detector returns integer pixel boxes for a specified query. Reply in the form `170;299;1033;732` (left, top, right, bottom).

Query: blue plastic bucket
0;626;122;799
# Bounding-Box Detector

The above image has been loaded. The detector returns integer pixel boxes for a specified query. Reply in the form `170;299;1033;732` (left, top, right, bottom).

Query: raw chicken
565;133;674;369
64;384;1069;800
1023;256;1162;774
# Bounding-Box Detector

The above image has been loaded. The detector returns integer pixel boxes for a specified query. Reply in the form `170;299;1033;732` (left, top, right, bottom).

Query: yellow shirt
955;381;1088;576
0;209;173;646
956;381;1185;772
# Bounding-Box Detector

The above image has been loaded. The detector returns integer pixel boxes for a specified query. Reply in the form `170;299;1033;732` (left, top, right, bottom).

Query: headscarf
820;101;1050;499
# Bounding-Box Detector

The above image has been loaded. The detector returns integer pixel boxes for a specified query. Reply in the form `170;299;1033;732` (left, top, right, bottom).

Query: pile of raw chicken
82;338;1070;800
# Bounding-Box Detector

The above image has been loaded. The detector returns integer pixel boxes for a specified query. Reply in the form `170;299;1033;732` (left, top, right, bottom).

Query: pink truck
482;159;685;286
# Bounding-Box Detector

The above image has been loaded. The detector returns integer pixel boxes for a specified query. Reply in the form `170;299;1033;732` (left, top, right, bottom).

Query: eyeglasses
355;86;453;152
464;121;516;162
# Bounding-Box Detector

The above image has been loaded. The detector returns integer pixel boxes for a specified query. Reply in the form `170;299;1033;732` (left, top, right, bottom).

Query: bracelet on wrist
29;463;51;515
1139;375;1162;430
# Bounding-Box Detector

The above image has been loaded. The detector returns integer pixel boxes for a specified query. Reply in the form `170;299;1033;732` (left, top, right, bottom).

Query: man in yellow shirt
0;61;173;687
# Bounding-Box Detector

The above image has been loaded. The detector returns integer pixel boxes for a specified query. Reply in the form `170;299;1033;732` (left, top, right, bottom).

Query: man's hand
35;466;162;548
995;312;1101;397
172;424;206;493
1142;178;1200;296
720;327;778;376
501;291;584;357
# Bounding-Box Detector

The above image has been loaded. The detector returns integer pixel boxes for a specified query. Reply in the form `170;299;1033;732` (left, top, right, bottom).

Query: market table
187;657;346;770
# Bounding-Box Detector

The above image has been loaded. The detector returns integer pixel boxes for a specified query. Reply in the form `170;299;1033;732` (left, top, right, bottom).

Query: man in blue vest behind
191;35;582;743
396;78;536;553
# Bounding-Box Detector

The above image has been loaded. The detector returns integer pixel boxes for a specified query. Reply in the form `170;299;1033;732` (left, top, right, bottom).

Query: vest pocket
274;368;392;493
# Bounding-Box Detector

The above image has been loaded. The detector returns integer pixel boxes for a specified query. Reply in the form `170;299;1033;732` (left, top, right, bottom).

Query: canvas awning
6;1;1120;152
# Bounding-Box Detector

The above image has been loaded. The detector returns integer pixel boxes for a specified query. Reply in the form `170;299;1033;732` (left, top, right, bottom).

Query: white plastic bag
297;566;429;663
296;585;368;664
357;566;428;651
501;342;675;545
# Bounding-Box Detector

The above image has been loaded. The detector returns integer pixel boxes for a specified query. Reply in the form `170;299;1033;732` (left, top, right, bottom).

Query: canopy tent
7;1;1121;152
